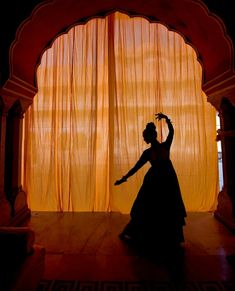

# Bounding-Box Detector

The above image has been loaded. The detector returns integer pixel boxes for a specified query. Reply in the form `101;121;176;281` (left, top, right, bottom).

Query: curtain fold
23;12;218;212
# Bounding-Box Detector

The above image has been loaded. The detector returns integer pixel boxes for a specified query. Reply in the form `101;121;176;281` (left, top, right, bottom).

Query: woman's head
143;122;157;143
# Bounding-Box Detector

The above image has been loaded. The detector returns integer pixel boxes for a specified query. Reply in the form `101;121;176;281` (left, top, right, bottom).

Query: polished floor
26;211;235;282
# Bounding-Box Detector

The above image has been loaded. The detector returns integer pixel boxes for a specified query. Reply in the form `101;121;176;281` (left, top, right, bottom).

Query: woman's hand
114;176;127;185
155;112;168;121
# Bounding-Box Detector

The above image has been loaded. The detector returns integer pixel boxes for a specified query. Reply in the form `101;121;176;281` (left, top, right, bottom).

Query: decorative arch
1;0;235;227
1;0;234;106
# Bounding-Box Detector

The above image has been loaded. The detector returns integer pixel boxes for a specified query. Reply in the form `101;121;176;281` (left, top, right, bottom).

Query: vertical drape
23;12;218;212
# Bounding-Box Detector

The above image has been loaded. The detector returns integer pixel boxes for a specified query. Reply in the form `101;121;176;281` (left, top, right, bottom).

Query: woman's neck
151;139;159;147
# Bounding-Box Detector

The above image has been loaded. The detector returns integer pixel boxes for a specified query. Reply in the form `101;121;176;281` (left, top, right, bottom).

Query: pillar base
9;189;31;226
0;190;31;226
214;189;235;232
9;205;31;226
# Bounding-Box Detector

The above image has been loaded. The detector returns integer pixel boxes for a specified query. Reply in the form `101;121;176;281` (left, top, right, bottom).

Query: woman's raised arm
155;112;174;148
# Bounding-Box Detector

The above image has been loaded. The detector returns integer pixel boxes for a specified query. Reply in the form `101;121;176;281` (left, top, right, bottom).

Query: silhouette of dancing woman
115;113;186;250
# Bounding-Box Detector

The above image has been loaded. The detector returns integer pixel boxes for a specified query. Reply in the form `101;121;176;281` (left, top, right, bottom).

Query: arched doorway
23;11;218;213
0;0;234;227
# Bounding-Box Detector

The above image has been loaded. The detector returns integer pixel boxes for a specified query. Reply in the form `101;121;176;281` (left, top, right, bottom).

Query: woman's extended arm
155;112;174;148
114;151;148;185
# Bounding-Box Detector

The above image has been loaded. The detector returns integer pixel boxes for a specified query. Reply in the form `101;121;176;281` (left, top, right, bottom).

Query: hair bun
145;122;156;131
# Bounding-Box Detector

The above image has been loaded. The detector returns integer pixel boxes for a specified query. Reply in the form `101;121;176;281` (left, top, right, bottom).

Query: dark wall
0;0;43;85
203;0;235;42
0;0;234;86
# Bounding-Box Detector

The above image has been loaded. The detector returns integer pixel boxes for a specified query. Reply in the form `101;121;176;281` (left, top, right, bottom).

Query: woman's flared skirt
122;162;186;246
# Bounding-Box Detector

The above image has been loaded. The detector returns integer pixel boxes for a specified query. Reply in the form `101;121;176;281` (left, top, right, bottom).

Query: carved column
0;97;11;225
0;75;36;225
214;98;235;230
4;100;30;225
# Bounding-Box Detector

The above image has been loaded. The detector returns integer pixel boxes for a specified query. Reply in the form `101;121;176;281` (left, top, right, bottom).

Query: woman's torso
146;142;170;167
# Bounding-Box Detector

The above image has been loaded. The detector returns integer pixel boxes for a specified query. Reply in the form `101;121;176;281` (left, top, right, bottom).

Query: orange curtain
23;12;218;212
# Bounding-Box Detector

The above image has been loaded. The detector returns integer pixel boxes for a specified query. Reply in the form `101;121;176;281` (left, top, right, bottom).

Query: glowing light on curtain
23;12;218;212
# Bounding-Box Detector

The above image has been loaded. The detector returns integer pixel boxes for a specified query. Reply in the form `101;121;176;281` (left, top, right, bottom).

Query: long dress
120;121;186;248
